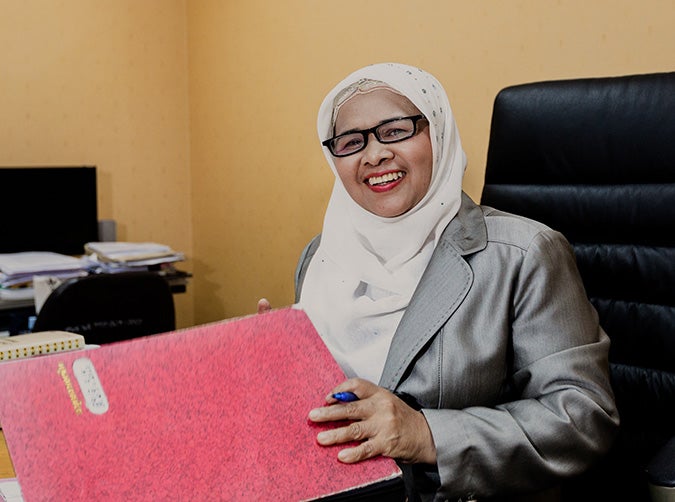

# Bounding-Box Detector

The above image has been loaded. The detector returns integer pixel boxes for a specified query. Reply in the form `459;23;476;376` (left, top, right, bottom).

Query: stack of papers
0;253;89;300
84;242;185;273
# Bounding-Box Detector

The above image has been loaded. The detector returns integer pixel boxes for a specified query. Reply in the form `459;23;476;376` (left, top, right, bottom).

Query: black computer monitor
0;166;98;255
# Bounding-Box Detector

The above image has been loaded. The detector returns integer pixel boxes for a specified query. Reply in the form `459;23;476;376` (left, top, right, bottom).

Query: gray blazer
295;193;619;502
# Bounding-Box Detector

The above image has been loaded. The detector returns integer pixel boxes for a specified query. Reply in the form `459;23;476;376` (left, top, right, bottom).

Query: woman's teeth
367;171;405;186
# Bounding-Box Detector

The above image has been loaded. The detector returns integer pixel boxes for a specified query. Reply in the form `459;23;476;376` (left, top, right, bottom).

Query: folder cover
0;308;403;501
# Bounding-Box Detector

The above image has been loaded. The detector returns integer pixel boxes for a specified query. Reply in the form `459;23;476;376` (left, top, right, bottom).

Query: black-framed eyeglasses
322;115;427;157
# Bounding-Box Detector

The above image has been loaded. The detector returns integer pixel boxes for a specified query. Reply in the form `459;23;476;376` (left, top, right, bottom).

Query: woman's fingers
337;440;378;463
257;298;272;314
316;419;369;445
309;400;361;422
315;417;382;463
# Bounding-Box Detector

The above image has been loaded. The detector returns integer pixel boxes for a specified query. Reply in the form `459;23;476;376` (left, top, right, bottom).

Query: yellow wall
187;0;674;322
2;1;673;326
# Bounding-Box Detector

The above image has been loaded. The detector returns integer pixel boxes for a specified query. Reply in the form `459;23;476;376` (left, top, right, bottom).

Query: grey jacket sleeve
423;231;618;500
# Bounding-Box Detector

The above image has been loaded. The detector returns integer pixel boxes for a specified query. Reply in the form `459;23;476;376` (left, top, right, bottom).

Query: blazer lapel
379;194;487;389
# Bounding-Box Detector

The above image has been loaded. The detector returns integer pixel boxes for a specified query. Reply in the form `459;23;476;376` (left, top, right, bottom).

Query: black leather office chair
480;72;675;501
32;271;176;345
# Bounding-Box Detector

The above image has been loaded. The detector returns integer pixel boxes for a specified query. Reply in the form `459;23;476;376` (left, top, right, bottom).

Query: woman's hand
257;298;272;314
308;378;437;465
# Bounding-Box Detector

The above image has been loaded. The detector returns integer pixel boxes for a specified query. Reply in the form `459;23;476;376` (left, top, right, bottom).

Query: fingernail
308;409;319;420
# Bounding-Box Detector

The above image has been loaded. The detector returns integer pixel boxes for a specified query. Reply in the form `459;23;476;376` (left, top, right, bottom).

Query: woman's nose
362;132;393;165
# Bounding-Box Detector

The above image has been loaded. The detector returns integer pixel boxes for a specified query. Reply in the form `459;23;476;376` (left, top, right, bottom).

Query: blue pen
332;391;359;402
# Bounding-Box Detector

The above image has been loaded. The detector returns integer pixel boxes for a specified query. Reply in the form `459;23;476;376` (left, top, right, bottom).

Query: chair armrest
646;436;675;502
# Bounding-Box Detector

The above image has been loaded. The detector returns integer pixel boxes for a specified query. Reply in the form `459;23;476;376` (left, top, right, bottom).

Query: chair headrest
485;72;675;185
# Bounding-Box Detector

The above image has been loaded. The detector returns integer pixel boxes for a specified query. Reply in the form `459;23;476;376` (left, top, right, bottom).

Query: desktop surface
0;431;15;479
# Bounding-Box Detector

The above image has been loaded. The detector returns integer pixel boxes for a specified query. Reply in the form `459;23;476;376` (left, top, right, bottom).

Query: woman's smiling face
332;89;433;218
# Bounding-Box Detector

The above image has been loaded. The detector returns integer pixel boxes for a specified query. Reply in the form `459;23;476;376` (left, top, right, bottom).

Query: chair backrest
480;72;675;501
32;272;176;345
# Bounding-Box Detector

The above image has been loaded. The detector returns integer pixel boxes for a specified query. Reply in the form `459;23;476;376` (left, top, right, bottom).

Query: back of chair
32;272;175;345
481;72;675;501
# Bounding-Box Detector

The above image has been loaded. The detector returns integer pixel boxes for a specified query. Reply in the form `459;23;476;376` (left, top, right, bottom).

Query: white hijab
298;63;466;383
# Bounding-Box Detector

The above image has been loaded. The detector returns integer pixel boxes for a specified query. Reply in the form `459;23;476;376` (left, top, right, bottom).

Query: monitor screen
0;166;98;255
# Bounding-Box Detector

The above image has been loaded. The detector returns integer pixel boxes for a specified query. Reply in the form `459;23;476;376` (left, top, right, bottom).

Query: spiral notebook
0;331;85;362
0;308;403;501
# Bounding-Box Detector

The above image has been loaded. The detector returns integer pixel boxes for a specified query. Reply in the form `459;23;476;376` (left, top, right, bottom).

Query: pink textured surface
0;308;399;501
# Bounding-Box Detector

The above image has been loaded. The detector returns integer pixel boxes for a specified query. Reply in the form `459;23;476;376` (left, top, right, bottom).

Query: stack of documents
0;252;89;301
84;242;185;273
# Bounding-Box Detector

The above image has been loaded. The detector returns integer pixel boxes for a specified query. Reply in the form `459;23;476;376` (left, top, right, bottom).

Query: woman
261;63;618;501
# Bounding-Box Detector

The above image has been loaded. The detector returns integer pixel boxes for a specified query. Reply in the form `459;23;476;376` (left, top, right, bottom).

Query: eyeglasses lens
376;118;416;143
332;133;365;157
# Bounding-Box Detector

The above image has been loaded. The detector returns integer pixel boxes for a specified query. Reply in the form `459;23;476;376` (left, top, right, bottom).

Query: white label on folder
72;357;109;415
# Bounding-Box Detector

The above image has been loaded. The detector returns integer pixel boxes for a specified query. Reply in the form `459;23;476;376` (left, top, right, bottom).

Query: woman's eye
335;135;364;153
381;127;408;139
387;128;406;137
345;138;363;148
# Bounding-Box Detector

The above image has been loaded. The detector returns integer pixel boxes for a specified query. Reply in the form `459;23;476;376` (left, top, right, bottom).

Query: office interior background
1;0;673;329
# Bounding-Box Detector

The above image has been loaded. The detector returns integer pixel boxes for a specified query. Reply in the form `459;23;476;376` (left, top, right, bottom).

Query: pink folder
0;308;402;501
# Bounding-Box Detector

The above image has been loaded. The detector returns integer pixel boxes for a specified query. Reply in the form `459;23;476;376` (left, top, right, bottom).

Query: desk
0;299;33;312
0;431;15;479
0;431;21;502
